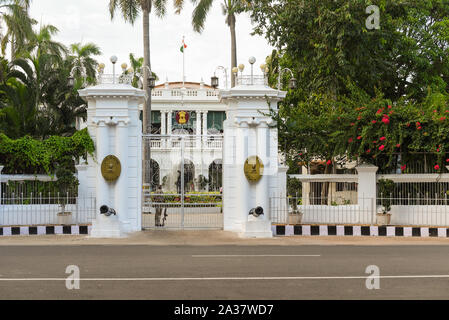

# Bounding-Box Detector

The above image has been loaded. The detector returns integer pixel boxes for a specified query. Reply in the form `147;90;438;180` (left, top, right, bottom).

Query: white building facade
145;80;226;193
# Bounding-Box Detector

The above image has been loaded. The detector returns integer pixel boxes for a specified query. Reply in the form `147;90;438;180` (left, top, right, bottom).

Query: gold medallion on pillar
244;156;264;182
101;155;122;182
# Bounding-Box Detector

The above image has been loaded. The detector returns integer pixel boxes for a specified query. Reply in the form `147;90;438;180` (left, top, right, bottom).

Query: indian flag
180;39;187;53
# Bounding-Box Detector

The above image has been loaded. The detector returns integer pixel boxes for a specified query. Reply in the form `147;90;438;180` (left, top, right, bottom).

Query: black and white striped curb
0;225;91;236
272;225;449;238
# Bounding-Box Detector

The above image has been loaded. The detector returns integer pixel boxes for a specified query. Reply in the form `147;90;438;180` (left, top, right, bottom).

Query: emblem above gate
244;156;264;182
101;155;122;182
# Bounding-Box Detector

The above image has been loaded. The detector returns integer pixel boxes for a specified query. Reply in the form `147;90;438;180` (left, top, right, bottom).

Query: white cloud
29;0;273;86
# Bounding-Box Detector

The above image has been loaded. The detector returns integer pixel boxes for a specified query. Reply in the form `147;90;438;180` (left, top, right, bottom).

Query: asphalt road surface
2;244;449;300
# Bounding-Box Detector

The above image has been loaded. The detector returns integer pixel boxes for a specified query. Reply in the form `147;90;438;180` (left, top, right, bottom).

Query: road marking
1;275;449;281
191;255;322;258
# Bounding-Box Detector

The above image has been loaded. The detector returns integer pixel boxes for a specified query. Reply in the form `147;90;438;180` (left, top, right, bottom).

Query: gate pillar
220;65;287;238
79;77;145;237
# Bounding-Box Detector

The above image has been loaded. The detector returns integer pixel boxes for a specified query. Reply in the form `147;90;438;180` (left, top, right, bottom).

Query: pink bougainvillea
327;160;332;166
435;165;440;170
401;165;406;171
379;145;385;151
380;137;386;141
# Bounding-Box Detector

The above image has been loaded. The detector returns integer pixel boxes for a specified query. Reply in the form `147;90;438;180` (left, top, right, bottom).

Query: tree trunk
142;5;153;190
229;14;237;88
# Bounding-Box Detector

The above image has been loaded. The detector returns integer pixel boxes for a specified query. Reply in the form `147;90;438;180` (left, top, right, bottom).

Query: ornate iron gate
142;135;223;229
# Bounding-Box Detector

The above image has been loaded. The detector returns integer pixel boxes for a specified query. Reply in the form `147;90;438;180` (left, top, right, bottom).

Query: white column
256;122;270;220
116;121;129;229
196;110;202;147
167;111;173;136
237;121;250;226
202;111;208;137
96;121;110;213
161;111;166;135
161;111;167;148
356;164;378;213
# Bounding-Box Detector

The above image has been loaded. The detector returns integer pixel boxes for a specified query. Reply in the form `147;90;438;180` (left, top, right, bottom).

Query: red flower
357;136;362;140
371;120;377;124
380;137;386;141
433;110;437;113
417;126;422;130
416;122;421;126
350;123;355;126
366;149;371;154
357;116;362;120
379;145;385;151
376;109;383;114
327;160;332;166
440;117;446;121
396;144;401;148
406;123;410;127
383;114;390;119
373;140;378;144
299;153;303;156
388;105;392;109
446;159;449;163
348;138;353;143
382;118;390;124
401;165;406;171
445;110;449;113
435;165;440;170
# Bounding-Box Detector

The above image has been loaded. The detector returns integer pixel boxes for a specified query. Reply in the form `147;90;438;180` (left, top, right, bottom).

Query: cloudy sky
29;0;273;86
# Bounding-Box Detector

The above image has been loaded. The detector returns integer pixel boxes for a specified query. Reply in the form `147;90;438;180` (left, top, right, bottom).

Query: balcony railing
144;135;223;150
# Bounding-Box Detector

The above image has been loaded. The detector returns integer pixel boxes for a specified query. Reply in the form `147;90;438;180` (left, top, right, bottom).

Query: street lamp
68;65;87;88
278;67;297;90
249;57;256;85
211;75;219;89
213;66;228;89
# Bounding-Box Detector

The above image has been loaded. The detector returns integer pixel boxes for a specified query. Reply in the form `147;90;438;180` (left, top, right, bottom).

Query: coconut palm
176;0;248;87
69;42;102;86
0;0;35;58
25;24;68;60
109;0;169;134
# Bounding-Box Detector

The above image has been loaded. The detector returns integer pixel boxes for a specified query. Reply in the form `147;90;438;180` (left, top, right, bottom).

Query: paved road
2;244;449;300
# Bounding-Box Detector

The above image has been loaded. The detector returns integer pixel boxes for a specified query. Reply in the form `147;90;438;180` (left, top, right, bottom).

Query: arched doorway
209;159;223;192
175;160;195;193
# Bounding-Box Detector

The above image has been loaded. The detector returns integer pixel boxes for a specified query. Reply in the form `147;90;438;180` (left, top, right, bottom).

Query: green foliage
250;1;449;170
287;177;302;197
378;179;395;213
0;128;95;175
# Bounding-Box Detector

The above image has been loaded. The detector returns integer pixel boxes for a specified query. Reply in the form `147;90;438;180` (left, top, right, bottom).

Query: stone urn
376;213;392;226
288;211;303;225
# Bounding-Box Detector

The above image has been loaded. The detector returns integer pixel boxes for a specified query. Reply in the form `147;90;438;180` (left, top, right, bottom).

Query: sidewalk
1;230;449;246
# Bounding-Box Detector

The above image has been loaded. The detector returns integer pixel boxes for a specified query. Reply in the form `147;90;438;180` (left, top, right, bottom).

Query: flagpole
182;35;185;87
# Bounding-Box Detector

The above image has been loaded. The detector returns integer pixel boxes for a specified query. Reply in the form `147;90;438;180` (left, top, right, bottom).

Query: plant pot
288;212;303;225
57;212;72;225
376;213;392;226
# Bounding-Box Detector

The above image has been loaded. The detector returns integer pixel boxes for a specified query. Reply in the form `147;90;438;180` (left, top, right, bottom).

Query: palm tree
25;24;68;60
0;0;35;58
108;0;168;134
69;42;102;86
176;0;248;87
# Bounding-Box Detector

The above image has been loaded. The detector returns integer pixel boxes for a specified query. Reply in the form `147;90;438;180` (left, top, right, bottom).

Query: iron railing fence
271;196;449;227
376;182;449;200
0;195;96;227
1;180;78;203
270;196;375;226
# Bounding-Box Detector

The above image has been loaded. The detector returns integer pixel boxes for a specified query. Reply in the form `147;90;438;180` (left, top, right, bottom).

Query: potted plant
288;197;303;225
376;179;395;226
55;155;79;225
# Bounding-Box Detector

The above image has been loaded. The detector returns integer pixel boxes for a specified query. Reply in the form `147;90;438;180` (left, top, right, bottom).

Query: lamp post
277;67;297;90
110;55;118;84
214;66;229;89
68;65;87;88
249;57;256;85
